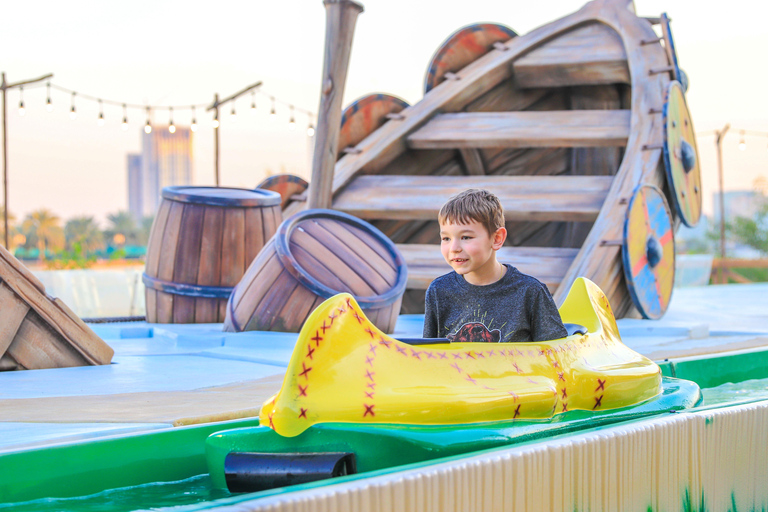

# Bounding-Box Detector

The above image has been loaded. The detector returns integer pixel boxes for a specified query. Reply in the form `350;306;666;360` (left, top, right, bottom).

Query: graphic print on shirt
448;321;502;343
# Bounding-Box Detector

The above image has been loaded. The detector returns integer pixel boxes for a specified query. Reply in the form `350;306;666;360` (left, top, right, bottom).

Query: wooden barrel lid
163;186;281;207
337;93;409;158
622;185;675;320
424;23;517;93
274;209;408;308
663;80;701;227
257;174;309;209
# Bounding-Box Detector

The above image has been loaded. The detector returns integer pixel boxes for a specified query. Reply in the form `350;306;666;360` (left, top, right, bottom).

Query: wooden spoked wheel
424;23;517;93
337;93;409;159
622;185;676;320
663;80;701;227
257;174;309;209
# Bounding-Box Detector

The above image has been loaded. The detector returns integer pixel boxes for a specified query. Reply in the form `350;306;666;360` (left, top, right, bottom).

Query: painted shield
663;80;702;227
257;174;309;209
622;185;675;320
337;93;409;159
424;23;517;93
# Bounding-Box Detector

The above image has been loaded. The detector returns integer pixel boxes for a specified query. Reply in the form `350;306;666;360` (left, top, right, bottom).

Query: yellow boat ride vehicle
260;277;661;437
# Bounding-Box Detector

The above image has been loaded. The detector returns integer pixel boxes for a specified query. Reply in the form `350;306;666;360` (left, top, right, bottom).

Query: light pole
714;124;730;284
1;71;53;248
206;81;262;187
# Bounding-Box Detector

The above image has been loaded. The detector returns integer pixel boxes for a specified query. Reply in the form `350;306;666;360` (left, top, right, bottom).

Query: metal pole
714;123;730;284
2;72;8;248
213;93;220;186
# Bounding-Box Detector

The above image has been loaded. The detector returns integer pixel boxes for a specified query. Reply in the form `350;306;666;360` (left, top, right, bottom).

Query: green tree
728;200;768;255
64;216;105;256
138;215;155;246
21;209;64;259
104;211;139;246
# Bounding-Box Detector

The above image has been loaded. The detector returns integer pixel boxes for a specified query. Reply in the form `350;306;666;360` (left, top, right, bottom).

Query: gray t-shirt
423;264;568;342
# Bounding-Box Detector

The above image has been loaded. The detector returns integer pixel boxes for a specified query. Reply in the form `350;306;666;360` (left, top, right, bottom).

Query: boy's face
439;219;506;283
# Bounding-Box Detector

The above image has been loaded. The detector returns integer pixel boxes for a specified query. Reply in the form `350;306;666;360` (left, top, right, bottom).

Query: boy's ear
492;227;507;250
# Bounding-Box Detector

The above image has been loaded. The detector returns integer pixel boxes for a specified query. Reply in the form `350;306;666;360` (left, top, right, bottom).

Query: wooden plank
331;1;605;192
227;251;285;331
334;175;613;222
0;244;113;366
173;204;205;323
219;208;246;320
196;206;225;323
407;110;631;149
0;282;30;358
244;207;265;268
514;22;630;88
7;311;85;370
300;220;392;295
397;244;578;292
155;201;184;324
290;228;377;297
145;199;172;278
314;218;398;286
458;148;485;175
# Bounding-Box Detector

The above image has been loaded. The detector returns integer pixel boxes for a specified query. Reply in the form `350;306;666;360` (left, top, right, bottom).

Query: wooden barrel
144;186;282;324
224;209;408;334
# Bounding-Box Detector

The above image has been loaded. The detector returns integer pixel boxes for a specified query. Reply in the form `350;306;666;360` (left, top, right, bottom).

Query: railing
711;258;768;284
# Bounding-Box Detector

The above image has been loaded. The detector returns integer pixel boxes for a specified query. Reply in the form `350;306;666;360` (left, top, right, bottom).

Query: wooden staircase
281;0;692;318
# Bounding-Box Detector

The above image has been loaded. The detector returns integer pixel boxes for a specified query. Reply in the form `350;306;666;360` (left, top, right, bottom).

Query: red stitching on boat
513;363;522;374
562;403;568;412
450;362;462;373
379;338;392;348
298;384;307;397
299;408;308;419
426;351;436;359
299;362;312;378
514;405;521;418
368;343;377;355
396;345;408;356
438;352;447;359
410;349;422;360
306;345;315;360
365;355;374;366
596;378;606;391
465;374;477;385
364;327;375;338
353;312;363;324
365;369;375;381
321;320;330;333
594;395;603;409
465;351;476;359
487;350;496;357
365;391;374;399
363;404;375;417
452;352;463;360
561;387;567;399
558;371;565;381
328;312;337;325
311;331;323;347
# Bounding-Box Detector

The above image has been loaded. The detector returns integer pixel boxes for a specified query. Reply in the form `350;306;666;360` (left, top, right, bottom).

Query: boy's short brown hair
438;189;505;236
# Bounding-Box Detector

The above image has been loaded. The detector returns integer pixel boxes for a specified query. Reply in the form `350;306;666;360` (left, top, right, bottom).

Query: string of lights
697;128;768;151
15;81;317;136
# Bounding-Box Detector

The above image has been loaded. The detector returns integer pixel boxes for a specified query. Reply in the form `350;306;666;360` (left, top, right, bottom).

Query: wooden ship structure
261;0;702;322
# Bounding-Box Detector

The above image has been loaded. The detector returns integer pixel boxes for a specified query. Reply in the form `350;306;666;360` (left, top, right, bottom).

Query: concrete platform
0;283;766;452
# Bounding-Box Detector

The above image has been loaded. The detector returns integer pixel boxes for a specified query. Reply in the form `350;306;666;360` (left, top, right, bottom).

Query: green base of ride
205;377;701;490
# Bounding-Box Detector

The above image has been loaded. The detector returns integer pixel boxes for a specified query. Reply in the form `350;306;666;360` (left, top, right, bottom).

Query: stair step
397;244;579;292
334;175;613;222
513;23;630;88
407;110;630;150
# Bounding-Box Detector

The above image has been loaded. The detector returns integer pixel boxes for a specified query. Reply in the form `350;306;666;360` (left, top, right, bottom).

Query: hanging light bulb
739;130;746;151
70;92;77;120
144;107;152;134
45;82;53;112
18;87;25;117
168;107;176;133
97;99;105;126
269;97;276;120
190;106;198;132
307;121;315;137
212;109;220;129
250;91;257;113
229;103;236;123
121;104;129;131
288;106;296;130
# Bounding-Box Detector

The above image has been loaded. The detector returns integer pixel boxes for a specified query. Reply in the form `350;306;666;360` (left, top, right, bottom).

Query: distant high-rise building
127;126;193;221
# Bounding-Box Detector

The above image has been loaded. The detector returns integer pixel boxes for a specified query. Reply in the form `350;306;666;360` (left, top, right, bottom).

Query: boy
423;189;567;343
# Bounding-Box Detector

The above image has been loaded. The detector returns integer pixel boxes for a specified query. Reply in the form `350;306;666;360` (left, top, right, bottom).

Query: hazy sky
2;0;767;225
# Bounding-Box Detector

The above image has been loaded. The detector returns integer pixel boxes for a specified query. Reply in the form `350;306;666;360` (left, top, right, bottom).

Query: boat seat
400;324;588;345
564;323;588;336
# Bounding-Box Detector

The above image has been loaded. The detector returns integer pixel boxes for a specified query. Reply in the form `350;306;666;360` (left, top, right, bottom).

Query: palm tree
65;216;105;257
22;209;64;260
104;211;139;246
